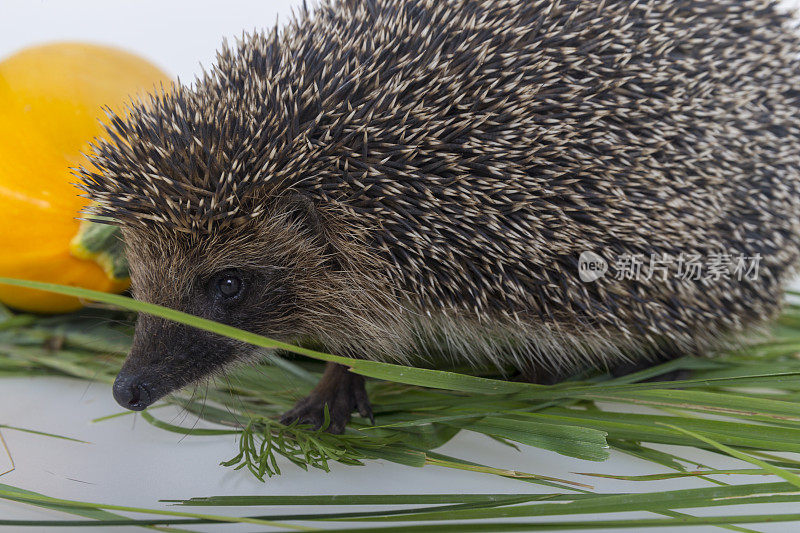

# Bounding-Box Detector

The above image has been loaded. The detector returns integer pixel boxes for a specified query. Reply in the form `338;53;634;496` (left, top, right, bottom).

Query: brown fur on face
116;194;404;406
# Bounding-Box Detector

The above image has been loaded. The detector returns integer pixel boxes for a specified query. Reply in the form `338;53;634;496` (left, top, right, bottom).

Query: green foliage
5;278;800;529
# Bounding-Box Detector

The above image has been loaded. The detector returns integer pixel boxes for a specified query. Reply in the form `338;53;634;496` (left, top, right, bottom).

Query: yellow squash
0;42;171;313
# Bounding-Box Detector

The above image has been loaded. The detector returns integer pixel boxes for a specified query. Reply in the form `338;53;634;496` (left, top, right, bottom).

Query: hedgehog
77;0;800;433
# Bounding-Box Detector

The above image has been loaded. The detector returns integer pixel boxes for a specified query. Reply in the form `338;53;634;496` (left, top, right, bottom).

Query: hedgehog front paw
279;362;373;434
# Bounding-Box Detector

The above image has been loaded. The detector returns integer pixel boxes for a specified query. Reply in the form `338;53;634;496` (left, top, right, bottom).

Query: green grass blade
0;486;312;530
663;424;800;489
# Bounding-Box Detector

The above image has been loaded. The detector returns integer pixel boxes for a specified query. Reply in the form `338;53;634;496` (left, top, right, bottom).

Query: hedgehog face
111;210;325;411
113;267;292;412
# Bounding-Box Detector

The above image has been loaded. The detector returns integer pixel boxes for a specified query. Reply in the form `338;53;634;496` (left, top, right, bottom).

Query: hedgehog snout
112;372;156;411
112;312;244;412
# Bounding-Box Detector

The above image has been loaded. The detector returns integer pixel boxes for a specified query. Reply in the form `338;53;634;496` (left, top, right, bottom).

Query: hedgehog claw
354;382;374;425
280;362;372;434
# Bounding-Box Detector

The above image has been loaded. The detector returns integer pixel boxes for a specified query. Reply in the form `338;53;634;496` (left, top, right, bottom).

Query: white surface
0;376;792;533
3;1;800;531
0;0;298;82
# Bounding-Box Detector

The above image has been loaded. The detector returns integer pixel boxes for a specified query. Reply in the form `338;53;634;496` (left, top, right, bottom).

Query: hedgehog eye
213;270;245;300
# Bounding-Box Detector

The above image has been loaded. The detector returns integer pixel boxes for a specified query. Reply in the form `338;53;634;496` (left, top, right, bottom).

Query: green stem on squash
69;219;129;281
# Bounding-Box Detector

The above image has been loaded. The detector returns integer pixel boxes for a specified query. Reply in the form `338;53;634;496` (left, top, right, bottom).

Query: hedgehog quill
78;0;800;433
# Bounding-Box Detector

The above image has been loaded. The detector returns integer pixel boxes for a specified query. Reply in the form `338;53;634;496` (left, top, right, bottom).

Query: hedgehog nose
113;373;153;411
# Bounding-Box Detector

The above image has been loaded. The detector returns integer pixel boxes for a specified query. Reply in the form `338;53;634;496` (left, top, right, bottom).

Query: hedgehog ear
283;192;325;236
282;193;342;268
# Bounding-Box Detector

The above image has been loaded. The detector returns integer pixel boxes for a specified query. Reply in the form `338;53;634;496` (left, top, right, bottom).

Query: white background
2;1;800;531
